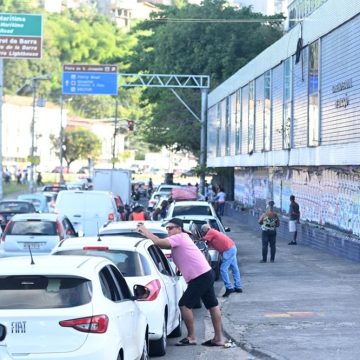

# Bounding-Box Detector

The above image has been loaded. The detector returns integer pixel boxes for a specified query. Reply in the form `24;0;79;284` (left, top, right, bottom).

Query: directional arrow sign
62;64;118;95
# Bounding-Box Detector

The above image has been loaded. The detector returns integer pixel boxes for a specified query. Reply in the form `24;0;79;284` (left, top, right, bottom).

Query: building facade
207;0;360;260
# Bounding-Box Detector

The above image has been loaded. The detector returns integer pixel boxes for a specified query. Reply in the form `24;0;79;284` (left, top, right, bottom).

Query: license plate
22;242;45;249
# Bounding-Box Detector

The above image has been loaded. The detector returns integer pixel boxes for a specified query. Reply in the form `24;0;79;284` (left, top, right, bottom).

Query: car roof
10;213;62;221
18;193;47;199
0;255;110;276
171;214;218;221
101;220;166;232
171;200;211;206
55;235;150;252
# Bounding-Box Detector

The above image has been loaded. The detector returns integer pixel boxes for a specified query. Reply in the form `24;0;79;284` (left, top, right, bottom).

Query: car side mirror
133;284;150;300
225;227;231;232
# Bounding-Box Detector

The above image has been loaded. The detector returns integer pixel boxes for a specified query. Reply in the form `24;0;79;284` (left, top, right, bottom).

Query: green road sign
0;13;42;59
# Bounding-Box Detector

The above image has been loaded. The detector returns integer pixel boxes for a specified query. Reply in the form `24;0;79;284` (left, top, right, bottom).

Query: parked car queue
0;181;227;359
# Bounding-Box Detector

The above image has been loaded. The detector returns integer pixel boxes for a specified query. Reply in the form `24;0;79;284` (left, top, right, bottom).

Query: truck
92;169;132;205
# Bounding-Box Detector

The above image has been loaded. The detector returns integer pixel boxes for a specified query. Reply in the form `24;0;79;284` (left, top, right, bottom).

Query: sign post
0;13;43;198
62;64;118;95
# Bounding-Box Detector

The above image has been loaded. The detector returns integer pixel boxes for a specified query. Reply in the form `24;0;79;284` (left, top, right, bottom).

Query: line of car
0;182;230;359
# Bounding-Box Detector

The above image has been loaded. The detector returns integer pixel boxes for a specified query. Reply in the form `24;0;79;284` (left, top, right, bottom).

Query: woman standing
258;201;280;263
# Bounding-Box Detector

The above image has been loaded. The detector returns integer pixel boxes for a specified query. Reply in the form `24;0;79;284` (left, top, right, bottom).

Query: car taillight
138;279;161;301
59;315;108;333
83;246;109;251
1;220;13;242
108;213;114;221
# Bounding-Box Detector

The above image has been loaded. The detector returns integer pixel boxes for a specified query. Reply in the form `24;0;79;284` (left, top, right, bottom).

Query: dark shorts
178;269;218;310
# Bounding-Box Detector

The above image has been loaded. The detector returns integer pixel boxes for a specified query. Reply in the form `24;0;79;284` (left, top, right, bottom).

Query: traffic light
127;120;134;131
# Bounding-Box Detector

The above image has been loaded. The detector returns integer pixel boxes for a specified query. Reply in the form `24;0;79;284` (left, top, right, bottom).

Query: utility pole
112;99;118;169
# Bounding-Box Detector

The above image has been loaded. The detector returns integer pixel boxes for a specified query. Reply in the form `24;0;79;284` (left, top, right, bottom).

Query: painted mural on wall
234;168;360;237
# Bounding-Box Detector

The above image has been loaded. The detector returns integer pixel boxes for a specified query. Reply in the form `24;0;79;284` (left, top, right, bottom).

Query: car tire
140;333;149;360
212;260;221;281
168;313;182;338
149;317;167;356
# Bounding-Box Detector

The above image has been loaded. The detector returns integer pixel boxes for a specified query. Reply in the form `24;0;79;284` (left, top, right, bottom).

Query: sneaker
259;260;267;263
222;288;235;297
288;241;297;245
270;259;275;263
234;288;243;293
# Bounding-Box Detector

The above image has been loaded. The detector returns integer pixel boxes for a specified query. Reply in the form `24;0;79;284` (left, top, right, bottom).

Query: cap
166;218;184;229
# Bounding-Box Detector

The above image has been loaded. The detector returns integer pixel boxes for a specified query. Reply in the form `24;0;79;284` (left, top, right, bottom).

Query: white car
165;200;218;219
55;190;119;236
0;255;149;360
147;191;170;211
99;221;187;293
52;235;183;357
0;213;78;258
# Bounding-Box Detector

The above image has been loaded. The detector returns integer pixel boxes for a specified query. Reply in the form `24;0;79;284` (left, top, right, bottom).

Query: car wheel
140;333;149;360
149;317;167;356
212;260;221;281
169;313;182;338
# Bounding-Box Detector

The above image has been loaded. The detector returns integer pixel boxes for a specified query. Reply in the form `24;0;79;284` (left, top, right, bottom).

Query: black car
0;200;37;230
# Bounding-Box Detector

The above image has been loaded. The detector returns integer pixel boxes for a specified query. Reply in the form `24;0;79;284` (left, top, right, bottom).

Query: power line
148;18;285;23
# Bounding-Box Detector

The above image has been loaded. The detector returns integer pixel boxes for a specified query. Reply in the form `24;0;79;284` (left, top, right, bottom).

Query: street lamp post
112;99;118;169
59;96;72;184
28;74;51;193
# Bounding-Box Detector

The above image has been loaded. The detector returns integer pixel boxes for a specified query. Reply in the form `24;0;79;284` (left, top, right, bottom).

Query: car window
54;249;149;277
209;219;221;231
153;246;175;276
108;265;132;299
0;276;92;309
0;202;34;212
62;218;76;236
148;245;172;276
99;266;122;301
6;220;57;236
172;205;212;216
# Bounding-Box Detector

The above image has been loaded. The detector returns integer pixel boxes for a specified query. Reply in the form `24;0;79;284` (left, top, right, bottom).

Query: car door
148;245;179;334
99;266;137;359
109;265;145;359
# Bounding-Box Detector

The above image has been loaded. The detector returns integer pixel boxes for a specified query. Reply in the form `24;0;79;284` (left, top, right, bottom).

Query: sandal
201;339;224;347
176;337;197;346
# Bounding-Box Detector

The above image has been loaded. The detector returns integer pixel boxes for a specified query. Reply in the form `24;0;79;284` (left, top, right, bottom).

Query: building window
216;103;221;157
283;57;292;149
235;89;241;155
264;70;272;151
308;40;320;146
248;80;255;154
225;96;231;156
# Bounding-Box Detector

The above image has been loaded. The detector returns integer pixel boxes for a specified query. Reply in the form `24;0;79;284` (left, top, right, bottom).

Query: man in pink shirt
137;218;226;347
201;224;242;297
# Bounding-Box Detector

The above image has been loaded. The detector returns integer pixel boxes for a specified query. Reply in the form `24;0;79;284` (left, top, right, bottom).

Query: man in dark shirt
288;195;300;245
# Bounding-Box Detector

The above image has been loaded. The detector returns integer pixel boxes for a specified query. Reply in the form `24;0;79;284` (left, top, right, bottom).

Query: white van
55;190;119;236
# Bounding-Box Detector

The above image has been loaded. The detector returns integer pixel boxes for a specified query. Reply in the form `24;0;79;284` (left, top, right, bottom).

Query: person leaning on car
137;218;226;347
201;225;242;297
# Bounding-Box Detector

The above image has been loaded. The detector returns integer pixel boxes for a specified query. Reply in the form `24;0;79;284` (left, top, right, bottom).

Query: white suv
165;200;217;219
0;255;149;360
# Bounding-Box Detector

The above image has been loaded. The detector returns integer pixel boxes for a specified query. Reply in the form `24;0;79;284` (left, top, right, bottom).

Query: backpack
261;216;279;231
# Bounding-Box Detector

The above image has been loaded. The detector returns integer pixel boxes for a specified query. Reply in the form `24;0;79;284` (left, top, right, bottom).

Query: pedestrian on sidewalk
137;218;226;347
258;200;280;263
201;224;242;297
288;195;300;245
214;186;226;218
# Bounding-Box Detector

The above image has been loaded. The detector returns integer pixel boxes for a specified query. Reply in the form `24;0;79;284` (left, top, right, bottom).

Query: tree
50;127;101;171
127;0;285;155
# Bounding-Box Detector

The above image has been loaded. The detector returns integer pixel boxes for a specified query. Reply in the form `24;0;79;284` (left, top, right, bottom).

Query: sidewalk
216;215;360;360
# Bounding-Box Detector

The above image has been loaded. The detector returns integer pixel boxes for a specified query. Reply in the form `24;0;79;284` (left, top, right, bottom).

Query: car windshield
0;202;34;212
172;205;213;216
0;276;92;309
54;249;151;277
6;220;58;236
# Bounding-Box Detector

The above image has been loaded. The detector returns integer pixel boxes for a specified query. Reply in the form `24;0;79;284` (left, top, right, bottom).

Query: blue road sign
62;64;118;95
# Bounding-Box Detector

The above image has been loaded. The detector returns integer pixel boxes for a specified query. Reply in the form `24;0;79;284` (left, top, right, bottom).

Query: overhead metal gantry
118;73;210;194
